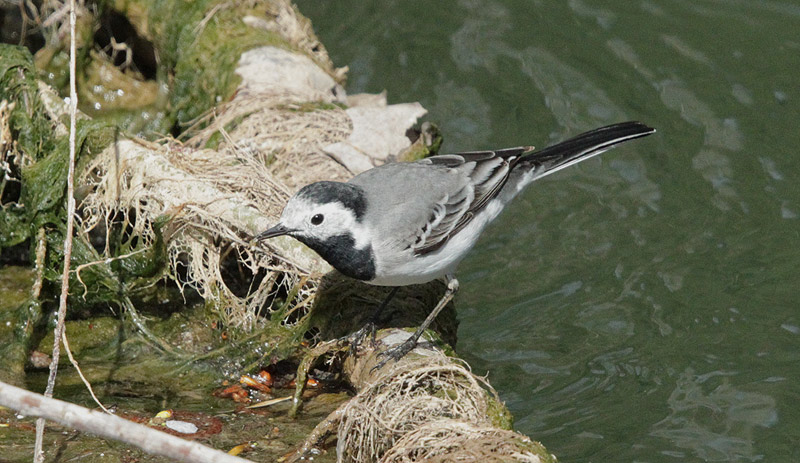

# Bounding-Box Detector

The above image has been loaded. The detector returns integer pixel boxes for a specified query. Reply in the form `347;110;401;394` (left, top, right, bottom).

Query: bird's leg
344;286;400;352
373;275;459;371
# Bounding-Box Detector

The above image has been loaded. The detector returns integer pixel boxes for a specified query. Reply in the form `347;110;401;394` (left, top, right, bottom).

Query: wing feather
412;148;527;255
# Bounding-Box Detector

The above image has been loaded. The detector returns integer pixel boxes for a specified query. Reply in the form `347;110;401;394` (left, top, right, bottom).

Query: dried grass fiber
337;356;497;463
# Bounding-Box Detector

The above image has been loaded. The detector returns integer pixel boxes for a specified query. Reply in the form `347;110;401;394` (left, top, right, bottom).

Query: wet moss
36;45;75;93
485;392;514;430
122;0;287;132
32;9;170;138
28;1;296;140
0;45;55;165
397;121;443;162
36;317;120;360
79;51;160;113
0;266;37;387
76;50;170;137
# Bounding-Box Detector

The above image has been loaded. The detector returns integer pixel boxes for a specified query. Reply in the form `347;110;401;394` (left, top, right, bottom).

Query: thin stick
61;331;111;414
287;399;348;463
33;1;79;461
31;227;47;299
0;381;252;463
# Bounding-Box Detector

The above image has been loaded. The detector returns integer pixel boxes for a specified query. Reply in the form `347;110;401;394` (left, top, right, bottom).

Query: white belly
368;197;509;286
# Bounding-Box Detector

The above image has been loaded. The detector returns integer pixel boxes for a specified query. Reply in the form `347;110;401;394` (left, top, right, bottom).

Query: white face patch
280;197;371;250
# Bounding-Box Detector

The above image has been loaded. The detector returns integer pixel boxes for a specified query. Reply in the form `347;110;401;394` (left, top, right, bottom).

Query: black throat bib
297;233;376;281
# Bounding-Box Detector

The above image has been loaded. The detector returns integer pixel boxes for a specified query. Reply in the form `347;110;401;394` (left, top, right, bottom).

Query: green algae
0;266;38;387
397;121;443;162
120;0;285;133
1;42;172;318
485;391;514;430
30;0;297;139
36;317;120;361
0;45;55;169
1;45;116;252
0;46;173;364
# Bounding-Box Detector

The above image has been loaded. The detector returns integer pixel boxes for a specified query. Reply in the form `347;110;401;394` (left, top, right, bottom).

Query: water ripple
651;368;777;461
516;46;628;133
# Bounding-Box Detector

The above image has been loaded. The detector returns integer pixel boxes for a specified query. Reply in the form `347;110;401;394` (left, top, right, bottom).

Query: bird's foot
371;336;418;372
340;321;377;355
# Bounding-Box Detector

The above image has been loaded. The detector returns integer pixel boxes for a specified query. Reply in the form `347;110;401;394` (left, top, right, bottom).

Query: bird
255;121;655;368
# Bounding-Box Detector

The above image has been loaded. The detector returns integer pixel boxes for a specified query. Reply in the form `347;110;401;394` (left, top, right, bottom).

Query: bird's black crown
296;181;368;221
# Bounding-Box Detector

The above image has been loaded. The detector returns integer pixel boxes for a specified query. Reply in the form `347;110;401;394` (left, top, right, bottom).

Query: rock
235;46;345;103
323;102;428;173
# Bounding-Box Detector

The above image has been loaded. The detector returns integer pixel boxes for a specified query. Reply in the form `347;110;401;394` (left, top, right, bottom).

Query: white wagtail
256;121;655;368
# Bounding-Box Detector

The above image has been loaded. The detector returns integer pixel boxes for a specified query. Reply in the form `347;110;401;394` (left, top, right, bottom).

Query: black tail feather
522;121;655;175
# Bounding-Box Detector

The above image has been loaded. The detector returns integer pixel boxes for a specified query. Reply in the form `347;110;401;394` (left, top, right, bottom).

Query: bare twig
103;36;134;71
61;331;111;413
0;381;252;463
31;227;47;299
192;1;229;37
287;400;347;463
288;338;342;418
33;1;79;460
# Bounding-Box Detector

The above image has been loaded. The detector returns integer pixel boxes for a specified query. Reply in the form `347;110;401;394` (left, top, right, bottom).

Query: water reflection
431;81;492;147
449;0;511;72
651;368;777;461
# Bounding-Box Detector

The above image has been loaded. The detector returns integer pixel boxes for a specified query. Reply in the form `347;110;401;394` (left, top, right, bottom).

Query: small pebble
165;420;198;434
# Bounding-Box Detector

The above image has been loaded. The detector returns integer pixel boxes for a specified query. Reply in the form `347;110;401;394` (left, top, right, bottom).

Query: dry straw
382;419;547;463
78;100;352;329
336;355;497;463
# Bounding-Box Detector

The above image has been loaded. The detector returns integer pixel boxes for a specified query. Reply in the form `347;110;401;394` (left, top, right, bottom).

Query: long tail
521;121;655;177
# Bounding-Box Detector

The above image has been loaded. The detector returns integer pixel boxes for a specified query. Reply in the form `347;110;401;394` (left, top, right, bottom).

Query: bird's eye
311;214;324;225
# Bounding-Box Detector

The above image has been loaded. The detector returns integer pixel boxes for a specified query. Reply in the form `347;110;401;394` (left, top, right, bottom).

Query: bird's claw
342;321;377;355
371;338;417;372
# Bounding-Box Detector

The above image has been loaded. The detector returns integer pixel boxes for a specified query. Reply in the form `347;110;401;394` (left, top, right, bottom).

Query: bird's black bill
255;223;292;241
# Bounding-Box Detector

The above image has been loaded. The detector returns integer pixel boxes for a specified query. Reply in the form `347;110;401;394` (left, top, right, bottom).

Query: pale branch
0;381;252;463
33;1;80;460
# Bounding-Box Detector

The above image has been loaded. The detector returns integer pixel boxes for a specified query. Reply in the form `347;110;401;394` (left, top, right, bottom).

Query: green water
295;1;800;461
